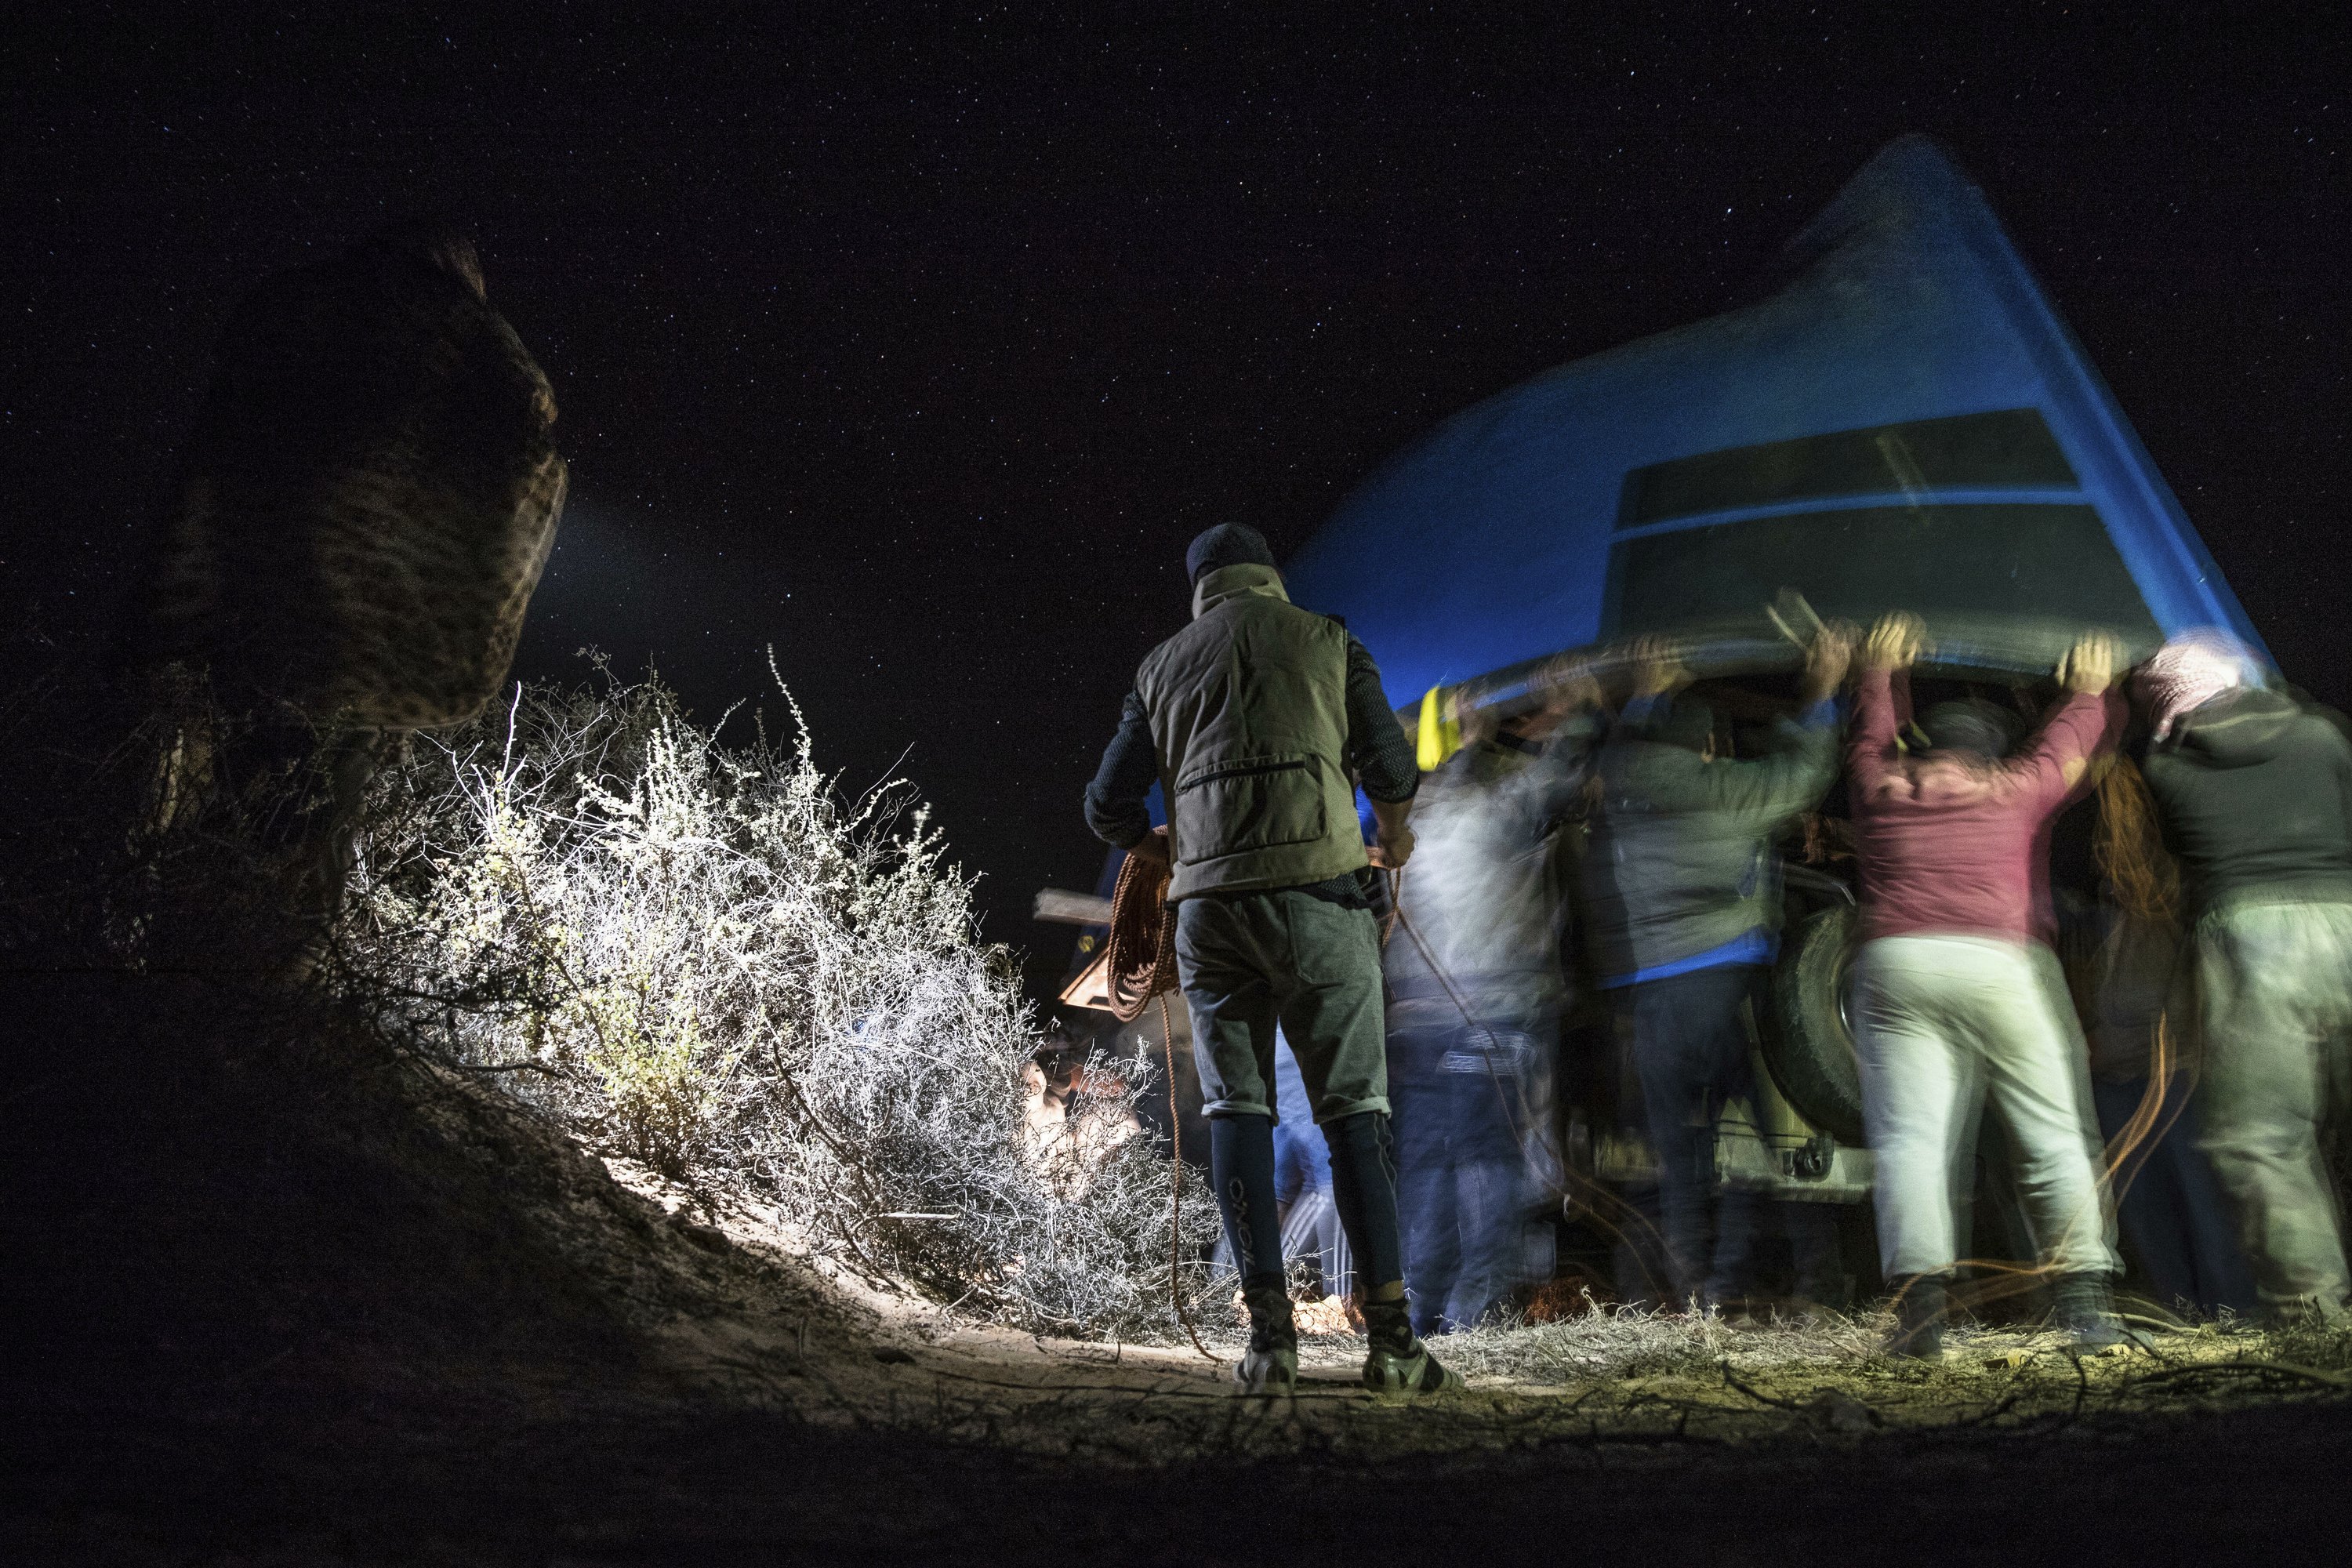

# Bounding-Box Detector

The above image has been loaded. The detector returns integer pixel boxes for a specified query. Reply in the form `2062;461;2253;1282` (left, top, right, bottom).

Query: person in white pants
1855;938;2118;1283
1847;612;2128;1356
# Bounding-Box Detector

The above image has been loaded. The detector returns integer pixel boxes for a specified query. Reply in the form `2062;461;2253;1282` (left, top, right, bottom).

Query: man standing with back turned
1086;524;1460;1397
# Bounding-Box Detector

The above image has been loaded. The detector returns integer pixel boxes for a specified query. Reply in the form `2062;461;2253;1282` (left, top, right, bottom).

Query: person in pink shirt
1848;612;2129;1357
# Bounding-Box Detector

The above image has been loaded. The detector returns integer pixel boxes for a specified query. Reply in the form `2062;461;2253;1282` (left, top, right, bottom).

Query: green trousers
1174;888;1390;1124
2192;897;2352;1318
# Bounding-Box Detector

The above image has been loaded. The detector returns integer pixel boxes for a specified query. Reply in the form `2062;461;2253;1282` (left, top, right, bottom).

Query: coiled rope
1104;841;1214;1360
1105;844;1178;1025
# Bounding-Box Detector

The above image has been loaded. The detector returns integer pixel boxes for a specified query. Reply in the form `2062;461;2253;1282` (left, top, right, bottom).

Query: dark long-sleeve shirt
2138;687;2352;916
1584;695;1842;985
1084;634;1418;852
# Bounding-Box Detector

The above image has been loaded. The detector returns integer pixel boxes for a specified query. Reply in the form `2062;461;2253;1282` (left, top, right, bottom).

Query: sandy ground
603;1151;2352;1466
7;972;2350;1562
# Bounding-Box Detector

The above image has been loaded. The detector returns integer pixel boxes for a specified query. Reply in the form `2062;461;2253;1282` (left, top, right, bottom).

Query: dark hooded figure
119;223;567;959
2133;630;2352;1323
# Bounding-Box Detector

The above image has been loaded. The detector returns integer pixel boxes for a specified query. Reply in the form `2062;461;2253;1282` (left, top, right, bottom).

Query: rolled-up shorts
1175;887;1390;1124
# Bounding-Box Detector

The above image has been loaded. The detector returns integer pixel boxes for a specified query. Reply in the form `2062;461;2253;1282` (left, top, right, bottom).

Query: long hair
2094;754;2179;927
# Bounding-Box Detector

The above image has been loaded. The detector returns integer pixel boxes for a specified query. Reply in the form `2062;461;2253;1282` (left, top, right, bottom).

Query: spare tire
1762;903;1867;1144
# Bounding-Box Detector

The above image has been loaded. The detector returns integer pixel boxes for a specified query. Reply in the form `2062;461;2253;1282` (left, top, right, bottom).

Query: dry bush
343;664;1222;1340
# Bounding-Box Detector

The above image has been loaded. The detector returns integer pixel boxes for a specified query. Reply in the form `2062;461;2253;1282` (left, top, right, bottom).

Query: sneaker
1884;1274;1948;1360
1360;1298;1463;1396
1234;1280;1299;1396
2049;1272;2138;1352
1235;1341;1299;1395
1362;1341;1463;1396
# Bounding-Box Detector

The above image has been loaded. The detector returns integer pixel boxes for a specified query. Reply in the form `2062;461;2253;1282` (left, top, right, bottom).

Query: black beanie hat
1185;523;1276;584
1919;699;2021;762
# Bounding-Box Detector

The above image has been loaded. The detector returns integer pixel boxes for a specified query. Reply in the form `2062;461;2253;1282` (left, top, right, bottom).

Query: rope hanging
1103;840;1213;1360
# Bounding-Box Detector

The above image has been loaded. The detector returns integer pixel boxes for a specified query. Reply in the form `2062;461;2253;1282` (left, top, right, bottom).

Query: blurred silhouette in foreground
2064;748;2256;1319
1584;626;1849;1311
118;222;567;971
1386;667;1600;1332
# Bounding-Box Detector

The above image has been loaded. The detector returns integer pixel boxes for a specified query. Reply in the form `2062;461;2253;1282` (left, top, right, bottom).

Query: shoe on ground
2264;1294;2351;1330
1359;1296;1463;1396
1886;1319;1946;1360
2049;1272;2142;1352
1234;1342;1299;1395
1361;1340;1463;1396
1884;1273;1949;1361
1235;1279;1300;1396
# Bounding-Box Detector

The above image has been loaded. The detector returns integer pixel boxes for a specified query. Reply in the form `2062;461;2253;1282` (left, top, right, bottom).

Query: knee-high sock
1210;1112;1284;1287
1325;1111;1407;1295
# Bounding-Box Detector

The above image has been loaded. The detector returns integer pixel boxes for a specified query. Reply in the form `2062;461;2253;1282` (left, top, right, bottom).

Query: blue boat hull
1285;136;2261;709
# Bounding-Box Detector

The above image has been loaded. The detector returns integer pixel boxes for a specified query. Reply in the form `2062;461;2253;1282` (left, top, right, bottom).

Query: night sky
5;9;2347;998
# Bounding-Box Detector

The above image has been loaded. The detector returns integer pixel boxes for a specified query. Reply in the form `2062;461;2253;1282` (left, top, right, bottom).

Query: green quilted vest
1134;563;1369;899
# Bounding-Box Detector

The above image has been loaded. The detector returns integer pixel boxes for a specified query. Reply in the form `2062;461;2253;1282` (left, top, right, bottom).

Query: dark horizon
7;11;2347;1000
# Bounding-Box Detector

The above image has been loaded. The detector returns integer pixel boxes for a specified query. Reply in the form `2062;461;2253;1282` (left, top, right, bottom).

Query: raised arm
1633;623;1852;825
2017;630;2125;804
1702;711;1842;823
1849;612;1924;797
1721;620;1852;822
1525;659;1610;822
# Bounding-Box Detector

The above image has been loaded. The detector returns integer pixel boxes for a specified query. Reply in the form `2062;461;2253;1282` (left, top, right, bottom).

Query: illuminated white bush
346;666;1220;1339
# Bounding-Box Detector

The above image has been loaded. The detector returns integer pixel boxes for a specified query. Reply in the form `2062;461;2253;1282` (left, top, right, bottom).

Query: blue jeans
1625;964;1766;1305
1391;1022;1552;1333
2092;1076;2256;1316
